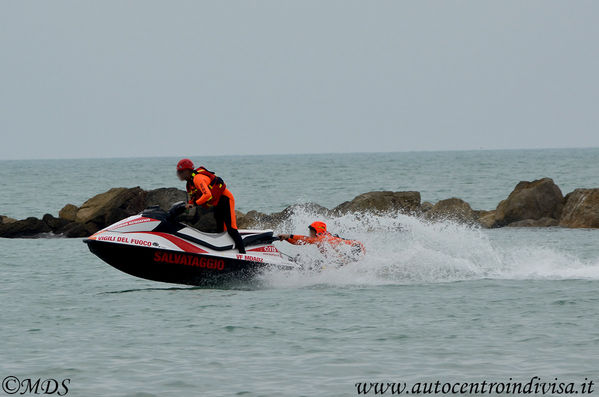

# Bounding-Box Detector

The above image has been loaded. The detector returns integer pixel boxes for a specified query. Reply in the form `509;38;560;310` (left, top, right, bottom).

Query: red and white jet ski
84;202;298;286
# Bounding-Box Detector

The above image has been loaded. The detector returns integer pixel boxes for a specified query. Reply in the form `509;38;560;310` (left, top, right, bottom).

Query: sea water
1;149;599;396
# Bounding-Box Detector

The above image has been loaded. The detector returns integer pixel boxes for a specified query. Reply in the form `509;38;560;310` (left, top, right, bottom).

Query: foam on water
258;207;599;287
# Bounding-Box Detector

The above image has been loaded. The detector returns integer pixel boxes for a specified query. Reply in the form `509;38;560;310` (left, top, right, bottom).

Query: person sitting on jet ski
278;221;365;261
176;158;246;254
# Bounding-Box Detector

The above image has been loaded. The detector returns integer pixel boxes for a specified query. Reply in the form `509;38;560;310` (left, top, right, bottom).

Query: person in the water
176;158;246;254
278;221;365;260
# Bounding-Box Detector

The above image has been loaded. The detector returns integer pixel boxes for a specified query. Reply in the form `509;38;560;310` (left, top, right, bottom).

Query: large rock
493;178;563;227
424;198;476;224
237;203;332;230
58;204;79;222
190;207;219;232
420;202;433;213
272;203;332;225
62;222;99;238
0;217;51;238
0;214;74;238
146;188;187;210
559;188;599;228
75;187;147;229
42;214;71;232
1;215;17;224
476;210;496;229
334;191;421;215
237;210;269;229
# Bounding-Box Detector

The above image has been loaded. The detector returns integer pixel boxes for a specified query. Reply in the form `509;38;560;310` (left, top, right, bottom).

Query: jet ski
84;202;300;286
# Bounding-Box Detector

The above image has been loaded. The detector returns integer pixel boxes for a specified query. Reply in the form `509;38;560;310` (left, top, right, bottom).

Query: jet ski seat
173;230;276;251
241;231;276;247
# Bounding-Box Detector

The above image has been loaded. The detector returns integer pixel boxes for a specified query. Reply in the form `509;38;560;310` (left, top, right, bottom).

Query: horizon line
1;145;598;161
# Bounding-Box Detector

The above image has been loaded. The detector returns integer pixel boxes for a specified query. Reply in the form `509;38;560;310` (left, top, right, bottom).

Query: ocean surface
1;149;599;396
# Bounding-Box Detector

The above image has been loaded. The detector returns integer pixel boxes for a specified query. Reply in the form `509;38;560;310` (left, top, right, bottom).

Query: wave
257;207;599;287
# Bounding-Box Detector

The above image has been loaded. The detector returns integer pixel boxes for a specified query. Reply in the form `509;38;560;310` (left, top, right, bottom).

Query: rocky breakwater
0;189;423;238
1;178;598;238
0;187;186;238
236;191;422;230
474;178;599;229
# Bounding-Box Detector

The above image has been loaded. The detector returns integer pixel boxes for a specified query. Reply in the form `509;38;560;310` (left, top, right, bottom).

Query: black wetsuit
214;195;246;254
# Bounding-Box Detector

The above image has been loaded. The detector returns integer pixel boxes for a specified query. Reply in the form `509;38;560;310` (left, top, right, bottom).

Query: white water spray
257;207;599;287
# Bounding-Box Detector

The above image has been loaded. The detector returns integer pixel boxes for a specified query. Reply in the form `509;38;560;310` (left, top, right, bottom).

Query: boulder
145;188;187;211
0;217;51;238
493;178;564;227
476;210;497;229
62;222;98;238
273;203;331;223
506;217;559;227
559;188;599;228
237;210;270;229
333;191;421;215
1;215;17;224
287;202;331;216
234;210;248;229
424;198;476;224
191;207;219;232
42;214;71;232
420;201;433;213
236;203;333;230
58;204;79;222
177;206;218;232
75;187;147;229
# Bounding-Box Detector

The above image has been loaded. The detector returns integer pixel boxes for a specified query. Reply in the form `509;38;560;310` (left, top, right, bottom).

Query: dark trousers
214;195;246;253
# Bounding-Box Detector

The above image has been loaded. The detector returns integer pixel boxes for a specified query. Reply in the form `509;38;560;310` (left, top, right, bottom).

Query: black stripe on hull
85;240;272;286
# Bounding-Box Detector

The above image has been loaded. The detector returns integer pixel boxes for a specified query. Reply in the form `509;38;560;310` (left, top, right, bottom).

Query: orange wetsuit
187;168;245;253
188;173;238;229
285;233;366;260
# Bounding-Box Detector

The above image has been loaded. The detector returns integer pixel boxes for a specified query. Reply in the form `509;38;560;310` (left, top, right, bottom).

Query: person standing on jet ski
176;158;246;254
278;221;365;260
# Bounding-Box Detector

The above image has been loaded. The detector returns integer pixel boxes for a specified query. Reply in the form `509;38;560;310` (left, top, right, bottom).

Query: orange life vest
287;232;366;258
186;167;227;207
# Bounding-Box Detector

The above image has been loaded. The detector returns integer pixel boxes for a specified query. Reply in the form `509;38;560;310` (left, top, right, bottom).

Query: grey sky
1;1;598;160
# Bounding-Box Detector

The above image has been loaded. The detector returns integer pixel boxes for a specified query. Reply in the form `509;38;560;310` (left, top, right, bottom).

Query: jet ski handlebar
167;201;188;221
165;202;280;244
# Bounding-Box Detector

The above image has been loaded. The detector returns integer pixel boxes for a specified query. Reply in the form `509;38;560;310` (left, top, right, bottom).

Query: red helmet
176;158;194;171
309;221;327;235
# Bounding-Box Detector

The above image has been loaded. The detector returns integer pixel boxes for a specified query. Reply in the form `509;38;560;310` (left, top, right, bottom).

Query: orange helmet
309;221;327;235
176;158;194;171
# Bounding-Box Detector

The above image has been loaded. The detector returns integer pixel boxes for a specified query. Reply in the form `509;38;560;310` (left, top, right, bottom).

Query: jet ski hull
84;203;298;286
85;239;288;286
